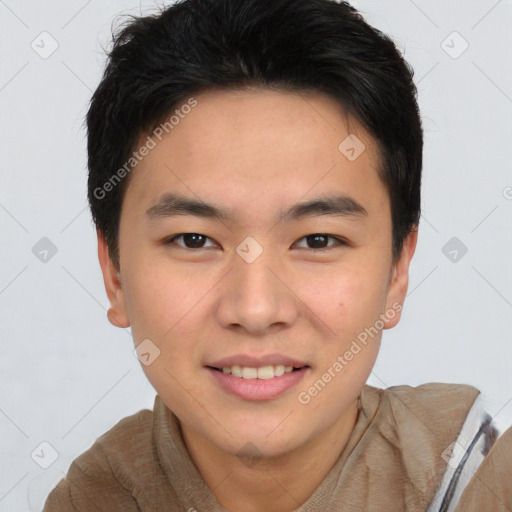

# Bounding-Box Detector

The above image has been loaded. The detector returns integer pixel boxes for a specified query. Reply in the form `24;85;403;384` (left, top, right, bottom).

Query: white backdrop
0;0;511;510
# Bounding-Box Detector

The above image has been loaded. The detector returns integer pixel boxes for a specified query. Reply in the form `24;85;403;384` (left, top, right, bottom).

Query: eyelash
162;233;348;251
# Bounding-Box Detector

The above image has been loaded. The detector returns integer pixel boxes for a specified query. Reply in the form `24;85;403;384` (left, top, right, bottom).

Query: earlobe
97;230;131;328
107;307;130;328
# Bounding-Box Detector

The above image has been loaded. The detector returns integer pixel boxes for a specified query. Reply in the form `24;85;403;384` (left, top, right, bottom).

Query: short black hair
87;0;422;271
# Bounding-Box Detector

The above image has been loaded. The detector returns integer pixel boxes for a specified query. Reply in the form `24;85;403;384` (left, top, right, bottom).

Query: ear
383;227;418;329
97;230;130;328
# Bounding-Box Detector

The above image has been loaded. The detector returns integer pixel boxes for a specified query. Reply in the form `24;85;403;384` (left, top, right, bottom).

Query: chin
224;424;307;459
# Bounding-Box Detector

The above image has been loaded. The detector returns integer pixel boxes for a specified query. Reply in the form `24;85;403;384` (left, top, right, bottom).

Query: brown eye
294;234;346;250
164;233;216;249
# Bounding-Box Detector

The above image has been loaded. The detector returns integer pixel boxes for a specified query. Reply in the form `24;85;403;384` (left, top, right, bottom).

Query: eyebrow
145;192;368;224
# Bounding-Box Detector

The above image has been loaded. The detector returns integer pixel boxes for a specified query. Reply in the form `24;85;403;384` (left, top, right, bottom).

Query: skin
98;87;418;512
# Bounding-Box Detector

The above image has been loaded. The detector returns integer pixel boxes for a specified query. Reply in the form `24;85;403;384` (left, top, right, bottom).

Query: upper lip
207;354;309;369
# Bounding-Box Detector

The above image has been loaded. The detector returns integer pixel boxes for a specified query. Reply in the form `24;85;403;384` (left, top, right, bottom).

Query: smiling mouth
207;365;307;379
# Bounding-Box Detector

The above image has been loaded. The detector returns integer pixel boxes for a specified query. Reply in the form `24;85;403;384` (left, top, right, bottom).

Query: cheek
121;263;183;342
295;267;388;354
297;273;366;330
124;262;205;369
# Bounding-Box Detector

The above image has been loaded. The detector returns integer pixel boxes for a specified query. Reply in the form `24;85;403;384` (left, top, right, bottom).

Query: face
98;87;417;460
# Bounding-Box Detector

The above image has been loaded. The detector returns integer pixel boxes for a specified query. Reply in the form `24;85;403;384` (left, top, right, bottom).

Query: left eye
164;233;345;250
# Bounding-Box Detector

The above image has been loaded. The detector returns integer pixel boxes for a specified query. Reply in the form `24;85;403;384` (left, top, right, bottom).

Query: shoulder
358;382;481;466
382;381;480;414
94;403;155;474
43;402;159;511
370;383;512;511
365;382;480;435
358;383;481;496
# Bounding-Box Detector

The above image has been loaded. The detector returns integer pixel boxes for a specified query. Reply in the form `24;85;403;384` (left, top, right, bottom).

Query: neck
181;399;360;512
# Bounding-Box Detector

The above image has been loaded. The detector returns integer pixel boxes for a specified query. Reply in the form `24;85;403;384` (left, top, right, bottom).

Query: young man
44;0;512;510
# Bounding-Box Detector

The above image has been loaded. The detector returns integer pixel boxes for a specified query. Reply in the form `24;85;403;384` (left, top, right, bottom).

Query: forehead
122;87;387;223
159;87;378;162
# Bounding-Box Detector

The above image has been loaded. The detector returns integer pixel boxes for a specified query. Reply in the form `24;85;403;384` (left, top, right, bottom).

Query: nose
215;248;299;336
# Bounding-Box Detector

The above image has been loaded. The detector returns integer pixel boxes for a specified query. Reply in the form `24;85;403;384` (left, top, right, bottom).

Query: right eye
162;233;218;250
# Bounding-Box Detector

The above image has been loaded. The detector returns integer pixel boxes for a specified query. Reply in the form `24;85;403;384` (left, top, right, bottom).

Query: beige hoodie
43;383;512;511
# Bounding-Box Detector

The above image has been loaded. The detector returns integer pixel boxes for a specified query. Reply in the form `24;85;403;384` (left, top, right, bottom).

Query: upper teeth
222;365;295;379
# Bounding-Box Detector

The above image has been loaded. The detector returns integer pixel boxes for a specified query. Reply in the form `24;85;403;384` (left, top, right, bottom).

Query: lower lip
206;367;309;401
